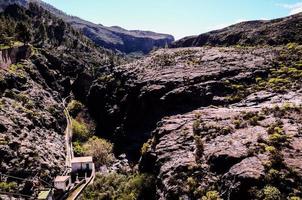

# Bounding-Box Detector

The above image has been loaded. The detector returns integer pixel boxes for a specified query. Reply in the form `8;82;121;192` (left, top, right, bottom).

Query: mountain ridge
172;12;302;48
0;0;175;54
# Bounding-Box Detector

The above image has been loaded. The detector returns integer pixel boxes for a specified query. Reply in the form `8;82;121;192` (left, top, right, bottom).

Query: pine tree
38;23;47;43
15;22;32;44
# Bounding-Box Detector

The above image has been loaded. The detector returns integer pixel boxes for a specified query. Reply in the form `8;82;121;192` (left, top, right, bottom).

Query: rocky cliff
172;12;302;48
1;2;302;200
0;4;115;197
76;23;174;54
88;45;302;199
87;47;276;157
0;45;31;69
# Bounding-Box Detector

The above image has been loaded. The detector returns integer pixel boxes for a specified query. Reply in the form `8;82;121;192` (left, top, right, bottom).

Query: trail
62;97;74;172
61;98;95;200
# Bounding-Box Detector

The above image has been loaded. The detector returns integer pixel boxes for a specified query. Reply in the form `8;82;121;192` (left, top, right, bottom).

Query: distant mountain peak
0;0;174;54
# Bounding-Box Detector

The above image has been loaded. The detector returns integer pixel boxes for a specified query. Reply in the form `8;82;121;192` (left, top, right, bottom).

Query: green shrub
268;133;288;147
266;169;280;183
221;126;232;135
265;146;276;153
83;136;113;168
233;119;246;129
0;182;17;192
201;190;222;200
193;120;201;135
194;136;204;160
4;90;32;106
186;177;197;190
82;173;155;200
73;141;85;156
262;186;281;200
268;78;290;85
72;119;90;142
67;100;84;117
141;139;152;155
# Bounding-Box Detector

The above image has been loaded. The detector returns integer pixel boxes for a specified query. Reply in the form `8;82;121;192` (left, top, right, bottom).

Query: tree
83;136;113;168
38;23;47;44
15;22;32;44
54;19;66;45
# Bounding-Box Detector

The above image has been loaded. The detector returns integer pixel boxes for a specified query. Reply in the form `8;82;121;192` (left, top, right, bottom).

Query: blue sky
43;0;302;39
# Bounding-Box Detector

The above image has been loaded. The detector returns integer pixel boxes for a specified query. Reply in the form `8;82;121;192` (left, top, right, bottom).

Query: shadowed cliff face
0;45;31;69
171;12;302;48
80;24;175;54
87;46;278;159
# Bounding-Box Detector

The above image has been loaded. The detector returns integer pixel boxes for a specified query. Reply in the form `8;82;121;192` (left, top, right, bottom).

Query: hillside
0;3;117;197
1;1;302;200
86;45;302;199
171;12;302;48
0;0;175;54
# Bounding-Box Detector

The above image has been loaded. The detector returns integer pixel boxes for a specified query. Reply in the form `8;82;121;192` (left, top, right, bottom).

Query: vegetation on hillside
0;3;92;48
81;172;156;200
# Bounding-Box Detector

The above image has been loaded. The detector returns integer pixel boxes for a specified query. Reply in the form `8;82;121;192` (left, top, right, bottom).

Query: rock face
172;12;302;48
0;4;113;197
87;47;277;157
135;45;302;199
141;96;302;199
0;57;67;195
0;45;32;69
87;44;302;199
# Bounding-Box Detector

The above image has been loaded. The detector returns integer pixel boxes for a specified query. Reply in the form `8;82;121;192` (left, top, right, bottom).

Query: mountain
87;45;302;200
0;3;119;197
1;1;302;200
171;12;302;48
82;13;302;200
0;0;175;54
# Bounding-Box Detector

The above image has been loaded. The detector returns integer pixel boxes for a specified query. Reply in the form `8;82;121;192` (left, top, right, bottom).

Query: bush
0;182;17;192
73;141;85;156
82;173;155;200
83;136;113;168
201;190;222;200
141;140;152;155
268;133;288;147
194;136;204;160
67;100;84;117
15;22;32;43
193;120;201;135
262;186;281;200
72;119;90;142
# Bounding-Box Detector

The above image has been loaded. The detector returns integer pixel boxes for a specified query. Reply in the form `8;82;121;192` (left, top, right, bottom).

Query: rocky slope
141;94;302;200
87;44;302;199
172;12;302;48
0;4;114;197
0;0;175;54
87;47;276;157
1;2;302;200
